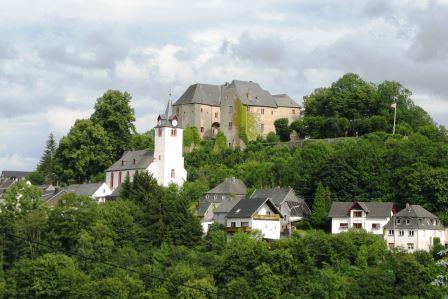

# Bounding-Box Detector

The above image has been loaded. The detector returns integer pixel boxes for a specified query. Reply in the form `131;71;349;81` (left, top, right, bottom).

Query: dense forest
3;73;448;297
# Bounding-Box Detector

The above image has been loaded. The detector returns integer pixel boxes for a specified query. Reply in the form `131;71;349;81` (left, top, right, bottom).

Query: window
407;243;414;250
171;129;177;136
158;128;162;137
247;106;250;112
406;218;410;225
159;155;161;160
399;230;404;236
260;124;264;132
353;223;362;229
340;223;348;230
231;222;236;227
260;108;265;115
229;106;233;113
171;169;175;179
241;222;249;227
353;211;362;218
176;108;180;115
292;109;296;114
118;171;122;184
266;211;271;215
372;223;380;230
201;108;203;112
388;229;394;236
200;127;204;133
121;160;124;166
408;230;414;237
271;111;274;115
215;112;218;118
396;219;401;225
388;243;395;249
110;172;114;189
229;122;233;129
126;171;130;179
133;159;136;165
205;195;209;200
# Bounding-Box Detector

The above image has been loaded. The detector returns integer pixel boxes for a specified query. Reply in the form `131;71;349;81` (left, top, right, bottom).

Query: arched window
171;169;175;179
118;171;122;185
110;172;114;189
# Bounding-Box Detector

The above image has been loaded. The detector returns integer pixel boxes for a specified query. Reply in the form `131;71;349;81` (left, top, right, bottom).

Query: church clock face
172;119;178;127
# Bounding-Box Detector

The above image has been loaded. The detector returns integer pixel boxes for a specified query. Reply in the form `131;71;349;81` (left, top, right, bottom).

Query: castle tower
150;99;187;186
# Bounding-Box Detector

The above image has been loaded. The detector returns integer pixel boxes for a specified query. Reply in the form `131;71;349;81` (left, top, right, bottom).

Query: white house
383;204;445;252
225;197;282;240
328;201;395;235
195;177;247;234
66;182;112;204
105;100;187;190
250;187;311;236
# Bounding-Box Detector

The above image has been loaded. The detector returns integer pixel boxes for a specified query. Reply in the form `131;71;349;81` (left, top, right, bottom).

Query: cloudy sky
1;0;448;171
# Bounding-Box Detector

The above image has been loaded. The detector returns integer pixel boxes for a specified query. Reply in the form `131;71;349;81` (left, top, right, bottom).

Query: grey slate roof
273;94;301;108
66;183;104;197
106;185;122;199
206;177;247;196
227;197;282;218
384;205;444;230
229;80;278;108
156;100;178;128
214;198;242;214
328;201;394;218
286;201;311;218
174;83;221;106
250;187;305;206
1;170;31;179
196;201;213;217
106;150;154;172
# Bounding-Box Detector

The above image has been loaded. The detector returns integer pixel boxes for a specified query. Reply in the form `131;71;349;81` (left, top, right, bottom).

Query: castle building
105;100;187;190
173;80;301;147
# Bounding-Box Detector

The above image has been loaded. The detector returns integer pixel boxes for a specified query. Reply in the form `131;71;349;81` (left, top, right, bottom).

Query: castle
173;80;301;147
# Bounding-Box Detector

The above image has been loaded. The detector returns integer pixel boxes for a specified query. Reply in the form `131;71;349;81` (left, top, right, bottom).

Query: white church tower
149;99;187;187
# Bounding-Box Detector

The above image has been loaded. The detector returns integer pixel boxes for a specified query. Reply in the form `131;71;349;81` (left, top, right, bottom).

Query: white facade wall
201;221;214;235
384;228;445;252
252;219;281;240
106;169;137;191
331;211;391;235
91;183;112;203
151;126;187;187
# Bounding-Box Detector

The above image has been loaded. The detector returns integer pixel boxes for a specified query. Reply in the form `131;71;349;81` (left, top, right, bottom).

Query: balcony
253;214;280;221
224;227;252;233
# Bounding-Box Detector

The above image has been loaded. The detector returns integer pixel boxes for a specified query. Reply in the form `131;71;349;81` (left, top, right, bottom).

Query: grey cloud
231;32;286;64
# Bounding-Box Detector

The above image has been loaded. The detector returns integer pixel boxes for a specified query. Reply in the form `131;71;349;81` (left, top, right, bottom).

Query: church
105;100;187;191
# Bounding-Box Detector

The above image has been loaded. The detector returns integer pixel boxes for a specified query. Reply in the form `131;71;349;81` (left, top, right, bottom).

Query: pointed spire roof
164;99;173;119
156;97;178;128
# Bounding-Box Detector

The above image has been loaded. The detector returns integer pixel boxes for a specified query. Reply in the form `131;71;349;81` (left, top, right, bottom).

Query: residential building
66;182;112;203
0;170;31;200
196;177;247;234
225;197;283;240
106;100;187;190
328;201;395;235
250;187;310;235
173;80;301;146
384;204;445;252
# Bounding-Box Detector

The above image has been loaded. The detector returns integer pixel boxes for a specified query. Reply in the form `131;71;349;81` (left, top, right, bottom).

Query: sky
1;0;448;171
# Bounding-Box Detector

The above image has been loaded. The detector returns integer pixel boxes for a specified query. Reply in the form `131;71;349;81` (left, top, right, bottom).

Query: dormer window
396;219;401;225
133;159;136;165
406;219;410;225
121;160;124;166
353;211;362;218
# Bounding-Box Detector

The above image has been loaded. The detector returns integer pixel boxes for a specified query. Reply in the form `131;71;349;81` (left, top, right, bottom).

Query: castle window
200;127;204;133
201;108;203;112
171;169;175;179
215;112;218;118
260;109;264;115
271;111;274;115
260;124;264;132
159;155;161;160
158;128;162;137
229;122;233;129
229;106;233;113
292;109;296;114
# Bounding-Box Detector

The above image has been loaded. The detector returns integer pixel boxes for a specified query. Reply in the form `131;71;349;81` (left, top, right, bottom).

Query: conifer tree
308;182;331;228
36;133;58;185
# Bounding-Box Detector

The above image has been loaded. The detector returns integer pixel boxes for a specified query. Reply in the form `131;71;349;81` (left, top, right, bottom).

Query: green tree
274;118;291;142
5;253;89;298
213;131;227;153
56;119;113;183
307;183;331;228
36;133;58;185
90;90;136;160
184;127;201;148
130;130;154;151
266;132;280;144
